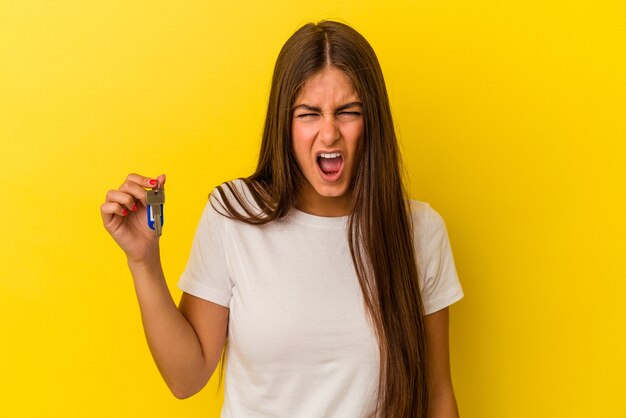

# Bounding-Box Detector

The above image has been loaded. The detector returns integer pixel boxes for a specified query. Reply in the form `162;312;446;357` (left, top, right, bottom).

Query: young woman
101;21;463;418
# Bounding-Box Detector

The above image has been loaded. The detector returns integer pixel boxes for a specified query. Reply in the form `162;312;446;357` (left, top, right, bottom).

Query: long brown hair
213;21;429;417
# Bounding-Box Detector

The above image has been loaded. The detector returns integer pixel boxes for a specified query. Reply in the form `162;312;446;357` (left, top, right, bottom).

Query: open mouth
317;152;344;179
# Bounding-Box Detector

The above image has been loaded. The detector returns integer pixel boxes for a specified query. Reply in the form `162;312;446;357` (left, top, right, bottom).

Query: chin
314;185;348;198
310;178;353;199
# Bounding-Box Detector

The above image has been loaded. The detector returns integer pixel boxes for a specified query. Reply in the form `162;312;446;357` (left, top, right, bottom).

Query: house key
146;186;165;237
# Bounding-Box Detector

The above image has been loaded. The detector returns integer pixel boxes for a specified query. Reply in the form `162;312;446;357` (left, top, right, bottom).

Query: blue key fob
147;204;164;230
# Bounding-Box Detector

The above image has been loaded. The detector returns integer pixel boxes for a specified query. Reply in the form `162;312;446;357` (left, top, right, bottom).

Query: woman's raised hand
101;173;166;263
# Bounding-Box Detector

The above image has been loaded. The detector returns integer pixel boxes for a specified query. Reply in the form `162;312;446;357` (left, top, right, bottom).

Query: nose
319;115;340;145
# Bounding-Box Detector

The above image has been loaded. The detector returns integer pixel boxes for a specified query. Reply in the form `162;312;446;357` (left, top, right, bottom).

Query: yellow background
1;0;624;417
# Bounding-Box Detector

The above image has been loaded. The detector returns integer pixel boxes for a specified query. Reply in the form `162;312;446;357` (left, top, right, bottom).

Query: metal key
146;187;165;237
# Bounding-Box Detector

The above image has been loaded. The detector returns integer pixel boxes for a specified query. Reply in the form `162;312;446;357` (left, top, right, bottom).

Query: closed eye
337;111;362;120
295;113;320;119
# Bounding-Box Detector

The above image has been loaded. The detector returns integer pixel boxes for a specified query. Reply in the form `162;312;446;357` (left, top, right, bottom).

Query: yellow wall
1;1;624;417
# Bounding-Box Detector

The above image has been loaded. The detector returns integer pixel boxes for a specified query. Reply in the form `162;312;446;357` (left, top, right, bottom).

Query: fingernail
149;179;157;186
132;203;137;212
122;208;129;216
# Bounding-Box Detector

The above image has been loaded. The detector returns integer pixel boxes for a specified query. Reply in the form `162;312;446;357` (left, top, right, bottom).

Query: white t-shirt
178;181;463;417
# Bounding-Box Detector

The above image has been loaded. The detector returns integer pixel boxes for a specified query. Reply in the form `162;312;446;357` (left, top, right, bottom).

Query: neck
295;184;352;217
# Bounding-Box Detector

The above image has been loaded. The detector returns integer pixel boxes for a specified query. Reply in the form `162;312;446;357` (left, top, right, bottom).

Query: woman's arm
425;307;460;418
129;258;229;399
102;173;229;399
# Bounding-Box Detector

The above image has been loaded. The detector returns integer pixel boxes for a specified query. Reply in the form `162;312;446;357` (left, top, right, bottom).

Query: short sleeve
178;194;233;308
415;203;464;314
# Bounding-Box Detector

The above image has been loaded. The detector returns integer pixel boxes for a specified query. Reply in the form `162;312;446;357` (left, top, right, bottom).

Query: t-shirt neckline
289;208;349;228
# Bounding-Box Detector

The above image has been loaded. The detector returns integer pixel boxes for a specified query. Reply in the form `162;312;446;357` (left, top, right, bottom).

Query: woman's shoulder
209;178;250;202
208;178;266;219
407;199;449;238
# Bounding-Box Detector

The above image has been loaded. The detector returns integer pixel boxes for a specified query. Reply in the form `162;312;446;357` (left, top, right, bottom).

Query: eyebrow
292;101;363;113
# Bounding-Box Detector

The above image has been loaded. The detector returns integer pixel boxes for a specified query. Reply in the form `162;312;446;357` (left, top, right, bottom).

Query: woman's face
291;67;364;216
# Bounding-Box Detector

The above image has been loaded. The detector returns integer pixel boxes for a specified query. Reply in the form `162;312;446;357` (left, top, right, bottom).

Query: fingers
100;201;129;218
102;173;166;223
119;181;149;207
100;201;130;228
119;173;167;206
156;174;166;189
105;189;138;212
125;173;167;190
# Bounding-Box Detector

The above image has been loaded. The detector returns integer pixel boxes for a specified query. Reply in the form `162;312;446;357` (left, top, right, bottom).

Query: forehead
295;67;360;104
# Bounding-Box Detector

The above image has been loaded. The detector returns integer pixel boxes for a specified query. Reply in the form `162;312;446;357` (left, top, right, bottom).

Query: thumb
156;174;167;189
